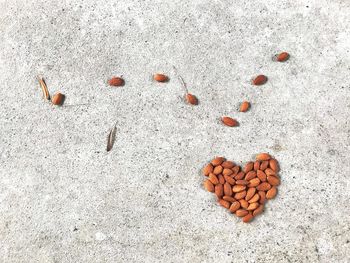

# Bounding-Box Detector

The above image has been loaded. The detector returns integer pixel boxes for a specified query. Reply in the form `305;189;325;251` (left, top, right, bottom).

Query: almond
218;174;225;184
248;193;260;204
242;212;254;223
234;171;245;180
269;159;279;172
264;168;276;176
211;157;226;166
223;196;236;203
223;175;235;185
232;185;246;193
244;162;254;173
208;173;219;185
256;153;271;161
245;171;257;181
248;177;261;187
215;184;224;198
256;182;272;191
222;168;233;176
235;180;249;185
51;93;65;106
204;180;214;192
253;204;264;216
239;199;249;209
108;77;125;86
232;166;240;175
256;170;267;182
247;202;259;211
203;163;214;176
267;175;280;186
252;75;267;85
213;165;223;175
229;201;241;213
266;186;277;199
258;191;266;204
245;187;256;201
186;93;198;105
218;199;230;209
254;161;260;171
222;161;235;168
239;101;250;112
235;209;249;217
234;191;246;200
277;52;289;62
224;182;233;196
221;117;239;127
260;161;269;170
154;73;168;82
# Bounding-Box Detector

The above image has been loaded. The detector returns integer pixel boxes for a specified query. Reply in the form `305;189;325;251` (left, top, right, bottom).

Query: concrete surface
0;0;350;262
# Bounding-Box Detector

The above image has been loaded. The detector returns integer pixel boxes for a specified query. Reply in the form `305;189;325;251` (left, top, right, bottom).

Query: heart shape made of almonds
202;153;280;223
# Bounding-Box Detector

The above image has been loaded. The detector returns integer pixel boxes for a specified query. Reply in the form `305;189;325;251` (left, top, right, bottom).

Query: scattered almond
186;93;198;105
277;52;290;62
252;75;267;85
154;73;168;82
51;93;65;106
221;117;239;127
240;101;250;112
108;76;124;86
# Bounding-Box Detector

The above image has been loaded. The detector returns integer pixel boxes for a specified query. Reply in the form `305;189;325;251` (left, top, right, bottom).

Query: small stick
37;76;50;100
172;65;189;94
106;122;117;152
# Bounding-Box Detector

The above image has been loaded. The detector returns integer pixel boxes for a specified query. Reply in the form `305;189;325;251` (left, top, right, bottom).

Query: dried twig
106;123;117;152
37;76;50;101
172;65;189;94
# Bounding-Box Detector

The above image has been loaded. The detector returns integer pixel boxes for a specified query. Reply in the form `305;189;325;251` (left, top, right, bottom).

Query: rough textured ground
0;0;350;262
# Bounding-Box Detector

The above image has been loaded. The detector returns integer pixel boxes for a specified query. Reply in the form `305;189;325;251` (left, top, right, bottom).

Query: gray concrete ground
0;0;350;262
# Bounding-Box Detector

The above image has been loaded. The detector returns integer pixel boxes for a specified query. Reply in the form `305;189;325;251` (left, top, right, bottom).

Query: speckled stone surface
0;0;349;262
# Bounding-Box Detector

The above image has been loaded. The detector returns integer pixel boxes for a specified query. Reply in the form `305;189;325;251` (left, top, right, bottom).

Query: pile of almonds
202;153;280;223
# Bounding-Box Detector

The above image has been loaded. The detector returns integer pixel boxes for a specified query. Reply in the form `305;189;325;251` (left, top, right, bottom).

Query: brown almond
208;173;219;185
245;187;256;201
256;182;272;191
222;161;235;168
204;180;214;192
211;157;226;166
260;161;269;170
224;175;235;185
223;196;236;203
277;52;290;62
269;158;279;172
267;175;280;186
229;201;241;213
203;163;214;176
236;209;249;217
218;174;225;184
248;178;261;187
247;202;259;211
256;170;267;182
232;185;246;193
253;204;264;216
239;199;249;209
232;166;240;175
215;184;224;198
245;171;257;181
235;180;249;185
252;75;267;85
239;101;250;112
51;93;65;106
108;77;125;87
154;73;168;82
244;162;254;173
221;117;239;127
242;212;254;223
213;165;223;175
266;186;278;199
186;93;198;105
224;182;233;196
234;171;245;180
222;168;233;176
218;199;230;209
234;191;246;200
258;191;266;204
256;153;271;161
254;161;260;171
248;193;260;204
265;168;276;176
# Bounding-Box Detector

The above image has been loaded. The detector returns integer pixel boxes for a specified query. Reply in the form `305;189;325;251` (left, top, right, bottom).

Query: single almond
240;101;250;112
247;202;259;211
245;187;256;201
254;161;260;171
213;165;223;175
266;186;278;199
204;180;214;192
258;191;266;204
256;170;267;182
234;171;245;180
154;73;168;82
222;161;235;168
245;171;257;181
232;166;240;175
267;175;280;186
235;209;249;217
51;93;65;106
277;52;290;62
242;212;254;223
217;174;225;184
218;199;230;209
214;184;224;198
208;173;219;185
256;153;271;161
239;199;249;209
252;75;267;85
248;177;261;187
108;77;125;86
186;93;198;105
269;159;279;172
211;157;226;166
248;193;260;204
264;168;276;176
224;175;235;185
235;180;249;185
223;196;236;203
260;161;269;170
234;190;246;200
229;201;241;213
253;204;264;216
244;162;254;173
256;182;272;191
224;182;233;196
222;168;233;176
221;117;239;127
232;185;246;193
203;163;213;176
